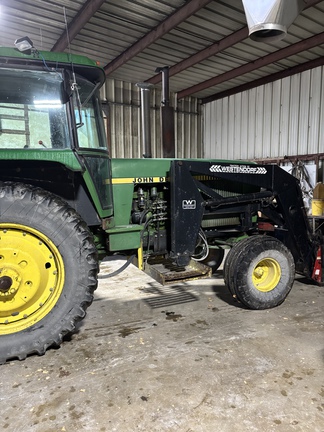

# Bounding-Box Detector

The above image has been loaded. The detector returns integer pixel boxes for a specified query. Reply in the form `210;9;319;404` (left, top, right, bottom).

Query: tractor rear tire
224;236;295;309
0;182;99;363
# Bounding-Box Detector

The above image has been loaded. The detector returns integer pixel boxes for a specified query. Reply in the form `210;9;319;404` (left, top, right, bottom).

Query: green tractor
0;39;321;363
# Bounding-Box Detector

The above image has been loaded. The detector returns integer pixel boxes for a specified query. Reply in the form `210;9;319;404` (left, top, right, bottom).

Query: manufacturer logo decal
133;176;166;183
209;165;267;175
182;199;196;210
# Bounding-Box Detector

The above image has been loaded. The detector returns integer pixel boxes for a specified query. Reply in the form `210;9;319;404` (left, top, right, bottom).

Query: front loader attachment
169;159;322;282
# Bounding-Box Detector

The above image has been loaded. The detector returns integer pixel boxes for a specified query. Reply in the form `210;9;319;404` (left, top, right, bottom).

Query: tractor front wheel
0;182;98;363
224;236;295;309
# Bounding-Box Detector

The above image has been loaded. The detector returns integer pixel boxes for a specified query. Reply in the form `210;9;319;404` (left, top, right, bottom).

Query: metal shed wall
203;65;324;160
101;79;202;159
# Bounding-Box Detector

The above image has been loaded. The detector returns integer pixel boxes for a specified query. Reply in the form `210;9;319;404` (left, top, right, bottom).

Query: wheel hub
254;267;264;278
0;275;12;292
252;258;281;292
0;224;65;334
0;268;20;297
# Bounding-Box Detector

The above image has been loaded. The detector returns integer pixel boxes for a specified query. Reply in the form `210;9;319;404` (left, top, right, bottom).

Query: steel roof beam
202;56;324;104
305;0;324;7
177;31;324;99
103;0;214;76
146;27;249;85
51;0;105;52
147;0;322;85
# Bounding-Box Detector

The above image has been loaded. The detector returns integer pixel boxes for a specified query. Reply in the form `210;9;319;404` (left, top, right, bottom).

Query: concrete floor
1;257;324;432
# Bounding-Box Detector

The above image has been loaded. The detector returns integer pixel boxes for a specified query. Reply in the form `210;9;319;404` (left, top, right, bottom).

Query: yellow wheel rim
252;258;281;292
0;224;65;335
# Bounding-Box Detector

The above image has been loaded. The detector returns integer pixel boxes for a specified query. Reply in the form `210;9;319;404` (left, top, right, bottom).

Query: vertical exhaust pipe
242;0;306;42
155;66;175;158
136;82;153;158
156;66;170;107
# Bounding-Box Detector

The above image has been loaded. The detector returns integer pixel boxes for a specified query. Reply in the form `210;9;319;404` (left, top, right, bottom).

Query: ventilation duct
242;0;306;42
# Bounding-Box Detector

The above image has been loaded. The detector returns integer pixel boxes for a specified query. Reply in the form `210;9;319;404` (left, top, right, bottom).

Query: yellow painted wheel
224;236;295;309
252;258;281;292
0;224;65;335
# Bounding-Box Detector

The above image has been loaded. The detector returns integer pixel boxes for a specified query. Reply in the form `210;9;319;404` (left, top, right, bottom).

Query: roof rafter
146;0;322;85
177;31;324;99
103;0;214;76
51;0;105;52
146;27;248;85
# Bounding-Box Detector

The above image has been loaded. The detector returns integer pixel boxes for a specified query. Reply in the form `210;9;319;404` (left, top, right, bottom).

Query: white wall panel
308;67;322;155
248;88;256;158
288;75;299;156
298;72;310;156
221;98;229;159
240;91;249;158
204;66;324;160
102;79;202;159
280;77;290;157
270;80;281;158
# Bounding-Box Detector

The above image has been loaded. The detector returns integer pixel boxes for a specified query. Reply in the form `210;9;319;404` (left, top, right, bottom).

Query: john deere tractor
0;34;321;362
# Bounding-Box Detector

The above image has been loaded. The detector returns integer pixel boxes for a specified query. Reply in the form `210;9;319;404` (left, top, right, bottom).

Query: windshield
72;75;107;150
0;68;70;149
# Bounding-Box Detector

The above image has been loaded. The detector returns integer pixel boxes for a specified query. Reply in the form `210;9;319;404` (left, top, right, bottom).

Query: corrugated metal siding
204;65;324;160
101;79;202;159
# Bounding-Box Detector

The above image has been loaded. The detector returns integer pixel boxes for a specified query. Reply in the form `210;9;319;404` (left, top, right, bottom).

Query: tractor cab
0;46;113;222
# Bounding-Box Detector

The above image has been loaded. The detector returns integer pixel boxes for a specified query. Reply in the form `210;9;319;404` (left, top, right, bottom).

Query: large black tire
0;182;99;363
224;236;295;309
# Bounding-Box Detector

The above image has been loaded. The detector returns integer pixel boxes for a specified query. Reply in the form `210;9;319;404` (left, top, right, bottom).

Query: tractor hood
242;0;307;42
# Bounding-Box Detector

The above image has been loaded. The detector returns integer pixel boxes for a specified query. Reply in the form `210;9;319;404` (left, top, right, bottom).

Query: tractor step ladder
143;255;212;285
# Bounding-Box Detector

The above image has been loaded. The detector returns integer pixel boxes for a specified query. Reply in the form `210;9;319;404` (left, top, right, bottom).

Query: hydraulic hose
98;254;136;279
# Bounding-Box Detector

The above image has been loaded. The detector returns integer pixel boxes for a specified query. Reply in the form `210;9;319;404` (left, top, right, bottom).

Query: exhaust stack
242;0;306;42
155;66;175;158
136;82;154;158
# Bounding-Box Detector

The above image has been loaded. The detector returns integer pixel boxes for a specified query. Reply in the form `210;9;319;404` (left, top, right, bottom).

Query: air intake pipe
242;0;306;42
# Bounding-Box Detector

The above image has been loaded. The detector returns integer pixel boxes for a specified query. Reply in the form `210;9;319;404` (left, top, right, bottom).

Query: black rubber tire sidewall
224;237;257;297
